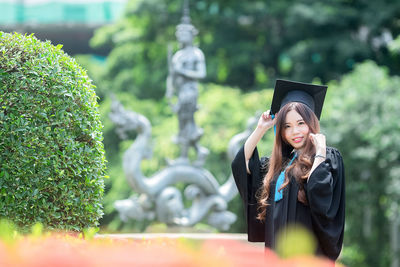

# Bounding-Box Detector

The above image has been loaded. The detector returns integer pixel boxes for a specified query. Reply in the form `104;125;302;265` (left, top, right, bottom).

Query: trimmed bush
0;32;106;231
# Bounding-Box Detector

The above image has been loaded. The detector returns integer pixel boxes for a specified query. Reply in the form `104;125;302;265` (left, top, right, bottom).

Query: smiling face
283;109;310;150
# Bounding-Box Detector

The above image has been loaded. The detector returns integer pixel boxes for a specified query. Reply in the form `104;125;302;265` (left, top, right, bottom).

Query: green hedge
0;32;106;231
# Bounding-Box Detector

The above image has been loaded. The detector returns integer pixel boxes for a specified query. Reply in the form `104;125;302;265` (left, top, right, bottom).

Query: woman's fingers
258;110;276;130
262;110;272;120
309;133;316;144
309;133;326;147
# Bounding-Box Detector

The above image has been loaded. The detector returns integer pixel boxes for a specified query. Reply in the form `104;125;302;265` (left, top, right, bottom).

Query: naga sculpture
111;98;258;231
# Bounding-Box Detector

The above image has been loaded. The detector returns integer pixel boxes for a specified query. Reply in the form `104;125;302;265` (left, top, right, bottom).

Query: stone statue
166;3;208;165
111;1;259;231
111;98;259;231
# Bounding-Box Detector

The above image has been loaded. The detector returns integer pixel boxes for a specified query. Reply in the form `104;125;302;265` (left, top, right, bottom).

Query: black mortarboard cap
270;79;327;119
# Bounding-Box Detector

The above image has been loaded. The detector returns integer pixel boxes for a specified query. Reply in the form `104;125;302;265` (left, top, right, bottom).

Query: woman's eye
298;121;305;125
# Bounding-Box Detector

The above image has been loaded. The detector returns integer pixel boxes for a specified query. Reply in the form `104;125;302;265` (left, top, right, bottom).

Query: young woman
231;80;345;261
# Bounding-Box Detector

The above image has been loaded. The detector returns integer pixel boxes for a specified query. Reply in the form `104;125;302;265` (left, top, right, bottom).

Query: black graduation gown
231;146;345;261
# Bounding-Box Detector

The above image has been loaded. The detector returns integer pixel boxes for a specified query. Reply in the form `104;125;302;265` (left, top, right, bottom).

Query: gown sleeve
305;147;345;260
231;145;268;242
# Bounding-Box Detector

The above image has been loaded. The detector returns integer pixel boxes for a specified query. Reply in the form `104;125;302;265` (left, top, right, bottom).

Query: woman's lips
293;137;303;143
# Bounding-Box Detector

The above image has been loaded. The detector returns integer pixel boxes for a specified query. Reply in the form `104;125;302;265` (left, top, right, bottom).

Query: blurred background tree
322;61;400;267
89;0;400;100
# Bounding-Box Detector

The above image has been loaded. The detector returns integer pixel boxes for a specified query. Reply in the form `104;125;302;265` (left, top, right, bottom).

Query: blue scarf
274;153;297;202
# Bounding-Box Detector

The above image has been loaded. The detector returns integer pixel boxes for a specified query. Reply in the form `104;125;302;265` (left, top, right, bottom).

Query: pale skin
244;108;326;181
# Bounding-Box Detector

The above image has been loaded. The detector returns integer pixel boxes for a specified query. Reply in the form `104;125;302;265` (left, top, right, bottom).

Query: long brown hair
256;102;320;221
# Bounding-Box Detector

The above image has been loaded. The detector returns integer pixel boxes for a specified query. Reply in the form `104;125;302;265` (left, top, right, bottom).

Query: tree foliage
0;32;106;232
323;61;400;267
90;0;400;99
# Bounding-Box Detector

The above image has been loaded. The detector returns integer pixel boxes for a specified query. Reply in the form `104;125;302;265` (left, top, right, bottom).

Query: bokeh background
1;1;400;266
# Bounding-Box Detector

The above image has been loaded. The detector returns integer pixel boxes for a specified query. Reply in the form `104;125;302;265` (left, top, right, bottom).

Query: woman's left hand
308;133;327;181
309;133;326;155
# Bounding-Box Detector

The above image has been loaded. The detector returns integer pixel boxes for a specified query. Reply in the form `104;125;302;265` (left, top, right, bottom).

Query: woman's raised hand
309;133;326;155
257;110;276;131
308;133;327;179
244;110;276;173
